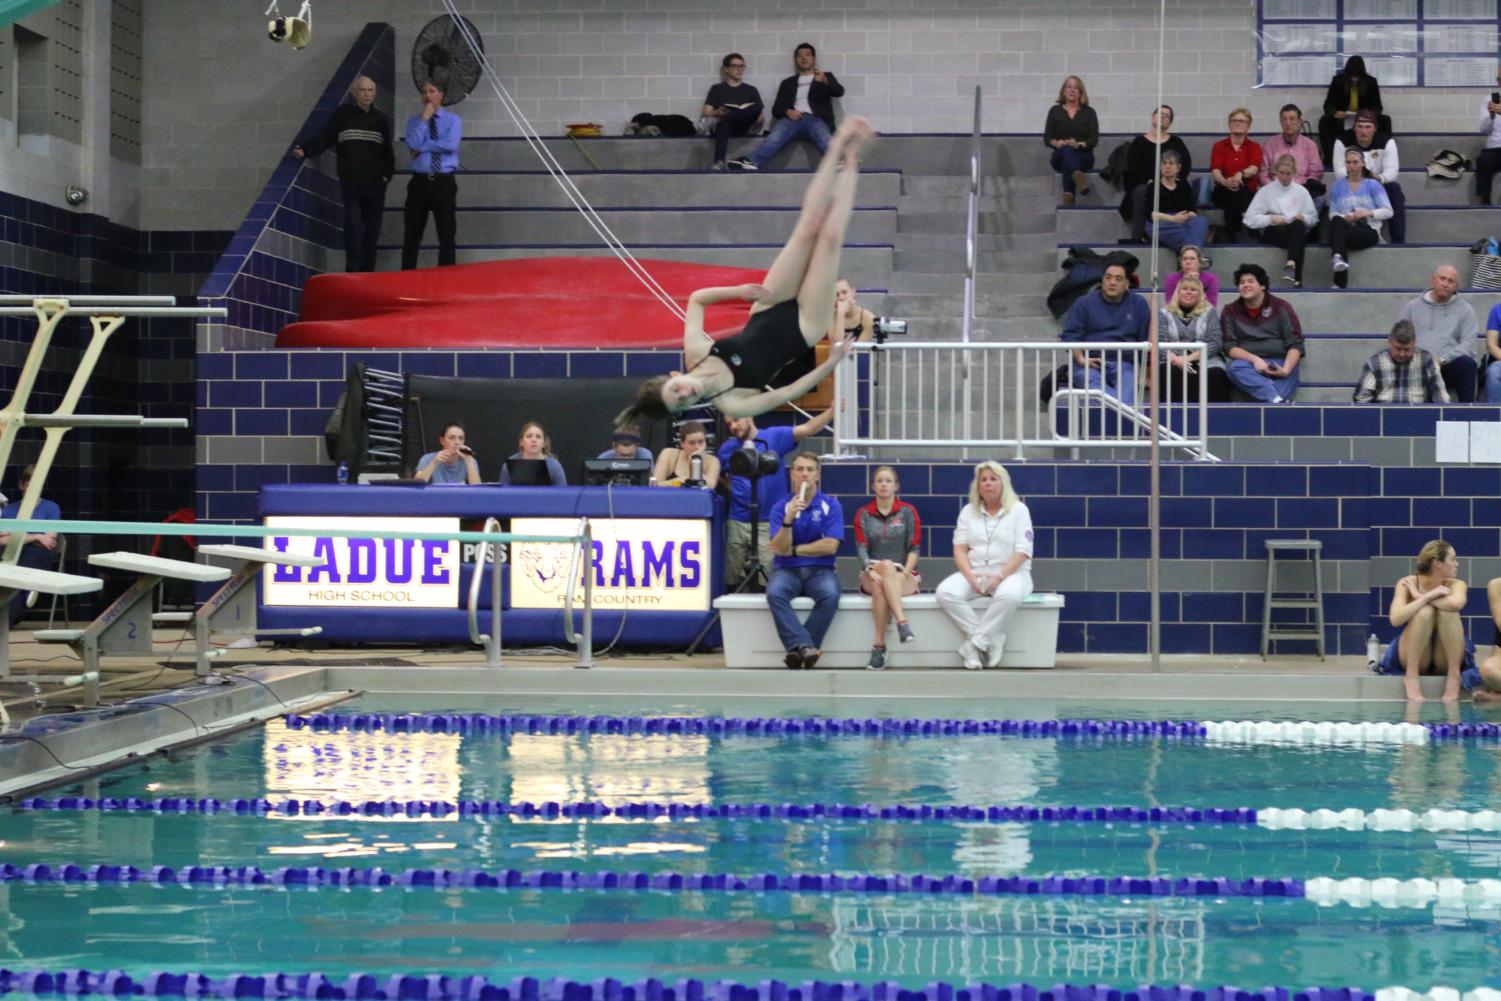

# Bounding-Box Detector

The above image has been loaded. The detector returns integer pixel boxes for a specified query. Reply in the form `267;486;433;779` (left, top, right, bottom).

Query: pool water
3;696;1501;991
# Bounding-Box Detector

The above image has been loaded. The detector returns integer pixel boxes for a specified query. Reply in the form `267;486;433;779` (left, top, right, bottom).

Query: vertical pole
1148;0;1166;673
576;522;594;668
489;534;503;669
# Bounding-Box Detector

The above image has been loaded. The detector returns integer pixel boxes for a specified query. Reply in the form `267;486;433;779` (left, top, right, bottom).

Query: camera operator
715;404;836;589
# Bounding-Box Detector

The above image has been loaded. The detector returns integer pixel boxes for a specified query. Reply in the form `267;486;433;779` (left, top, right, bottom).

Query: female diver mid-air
618;116;877;425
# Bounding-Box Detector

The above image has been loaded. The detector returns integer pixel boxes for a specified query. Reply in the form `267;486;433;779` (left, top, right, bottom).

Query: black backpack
627;113;697;138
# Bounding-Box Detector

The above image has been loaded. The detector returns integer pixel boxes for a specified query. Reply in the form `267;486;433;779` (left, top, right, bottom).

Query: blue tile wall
190;348;1501;659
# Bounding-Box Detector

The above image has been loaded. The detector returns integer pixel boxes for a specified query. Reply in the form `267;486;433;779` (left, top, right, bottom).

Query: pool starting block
33;552;231;703
0;563;105;713
181;545;324;679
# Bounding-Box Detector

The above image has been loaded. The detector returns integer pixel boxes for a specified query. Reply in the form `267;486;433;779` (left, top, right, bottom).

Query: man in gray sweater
1399;265;1481;401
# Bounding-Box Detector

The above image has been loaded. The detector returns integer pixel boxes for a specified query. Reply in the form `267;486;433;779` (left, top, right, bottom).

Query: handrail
832;340;1217;460
465;517;505;669
561;517;595;669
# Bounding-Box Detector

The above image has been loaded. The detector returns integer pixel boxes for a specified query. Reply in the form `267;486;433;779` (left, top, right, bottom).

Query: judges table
257;484;724;648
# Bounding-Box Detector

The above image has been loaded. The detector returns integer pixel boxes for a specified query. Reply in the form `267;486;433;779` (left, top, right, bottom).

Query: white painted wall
138;0;1491;231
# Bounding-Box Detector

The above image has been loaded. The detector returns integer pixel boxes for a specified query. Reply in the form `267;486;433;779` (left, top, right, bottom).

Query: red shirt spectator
1211;136;1264;193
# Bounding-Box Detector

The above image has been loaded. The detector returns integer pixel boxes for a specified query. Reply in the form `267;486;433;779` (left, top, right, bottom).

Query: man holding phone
1476;67;1501;205
766;452;844;670
728;43;845;171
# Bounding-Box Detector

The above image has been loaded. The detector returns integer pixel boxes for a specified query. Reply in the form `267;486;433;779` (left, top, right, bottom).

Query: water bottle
1366;633;1380;672
689;453;703;485
336;460;349;485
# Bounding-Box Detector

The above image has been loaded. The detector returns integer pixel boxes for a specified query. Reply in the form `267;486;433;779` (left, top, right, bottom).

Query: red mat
277;258;768;349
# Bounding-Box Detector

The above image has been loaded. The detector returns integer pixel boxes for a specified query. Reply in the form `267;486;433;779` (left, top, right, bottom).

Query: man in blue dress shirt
766;451;844;670
402;79;464;270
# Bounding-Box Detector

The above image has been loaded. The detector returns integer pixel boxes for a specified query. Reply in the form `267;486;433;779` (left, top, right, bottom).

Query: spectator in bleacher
717;407;835;589
1220;263;1304;402
766;452;844;670
1043;75;1099;206
401;79;463;270
1484;304;1501;402
0;465;60;628
414;421;481;484
597;423;654;463
830;277;876;342
1327;149;1392;289
499;421;567;486
1398;265;1481;402
1334;109;1405;244
652;420;721;489
1060;262;1150;406
1157;276;1230;403
290;75;394;273
1145;150;1207;252
1244;155;1318;287
1209;108;1262;243
1387;539;1467;703
1164;245;1219;305
936;462;1034;671
1476;577;1501;703
1119;105;1191;243
1352;319;1449;404
1319;55;1385;167
703;53;763;171
728;43;843;171
1262;104;1325;199
1477;69;1501;205
853;465;922;671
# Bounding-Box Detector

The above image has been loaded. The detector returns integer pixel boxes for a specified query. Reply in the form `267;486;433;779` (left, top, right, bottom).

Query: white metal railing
832;341;1217;461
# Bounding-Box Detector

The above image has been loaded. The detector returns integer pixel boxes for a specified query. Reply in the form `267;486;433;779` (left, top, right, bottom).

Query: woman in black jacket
1119;105;1192;242
1319;55;1387;167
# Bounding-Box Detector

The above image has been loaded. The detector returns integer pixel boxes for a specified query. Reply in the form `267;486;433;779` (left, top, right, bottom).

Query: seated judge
596;423;654;463
415;421;481;484
499;420;567;486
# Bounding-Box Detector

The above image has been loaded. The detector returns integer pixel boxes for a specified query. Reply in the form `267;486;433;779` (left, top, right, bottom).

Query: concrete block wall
196;348;1501;656
196;23;395;351
137;0;1496;233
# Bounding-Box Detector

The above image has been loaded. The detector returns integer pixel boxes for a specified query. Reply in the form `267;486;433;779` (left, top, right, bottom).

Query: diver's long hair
616;376;672;428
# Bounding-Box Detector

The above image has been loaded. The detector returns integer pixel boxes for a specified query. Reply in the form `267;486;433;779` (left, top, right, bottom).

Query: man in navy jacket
1061;263;1150;405
729;43;845;171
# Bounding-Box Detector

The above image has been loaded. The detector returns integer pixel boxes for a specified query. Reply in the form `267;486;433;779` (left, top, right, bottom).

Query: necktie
429;113;440;174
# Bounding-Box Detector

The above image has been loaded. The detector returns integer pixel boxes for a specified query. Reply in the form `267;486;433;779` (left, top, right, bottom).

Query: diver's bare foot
1474;688;1501;704
837;116;877;154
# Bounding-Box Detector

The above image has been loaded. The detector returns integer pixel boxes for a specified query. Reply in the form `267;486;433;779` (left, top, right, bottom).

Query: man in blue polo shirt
0;465;62;627
716;403;835;589
1061;262;1150;406
766;451;844;670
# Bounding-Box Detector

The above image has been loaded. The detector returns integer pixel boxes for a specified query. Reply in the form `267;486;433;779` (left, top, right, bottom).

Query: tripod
686;445;779;654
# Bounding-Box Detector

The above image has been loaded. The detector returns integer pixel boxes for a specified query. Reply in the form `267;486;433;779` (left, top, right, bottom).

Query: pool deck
0;626;1435;721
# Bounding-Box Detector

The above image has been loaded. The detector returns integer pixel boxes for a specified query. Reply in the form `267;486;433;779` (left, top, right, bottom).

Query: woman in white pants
936;462;1035;670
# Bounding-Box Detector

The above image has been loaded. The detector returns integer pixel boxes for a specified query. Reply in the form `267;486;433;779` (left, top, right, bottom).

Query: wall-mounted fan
411;14;484;105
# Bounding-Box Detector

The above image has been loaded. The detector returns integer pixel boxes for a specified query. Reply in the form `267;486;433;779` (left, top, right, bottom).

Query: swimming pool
2;695;1499;994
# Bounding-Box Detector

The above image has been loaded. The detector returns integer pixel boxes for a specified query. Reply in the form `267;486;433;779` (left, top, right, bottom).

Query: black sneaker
784;649;803;670
727;158;758;171
896;621;915;644
867;646;887;671
799;645;821;670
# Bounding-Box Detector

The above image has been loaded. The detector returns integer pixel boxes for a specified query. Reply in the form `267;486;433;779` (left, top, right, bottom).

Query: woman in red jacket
1209;108;1262;242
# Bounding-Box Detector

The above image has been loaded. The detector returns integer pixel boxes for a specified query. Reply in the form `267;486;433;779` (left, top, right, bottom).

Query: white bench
715;592;1065;670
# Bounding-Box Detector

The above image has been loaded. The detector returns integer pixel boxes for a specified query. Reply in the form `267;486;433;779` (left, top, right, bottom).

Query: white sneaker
986;634;1006;669
958;639;983;671
1331;254;1349;273
1272;395;1284;404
